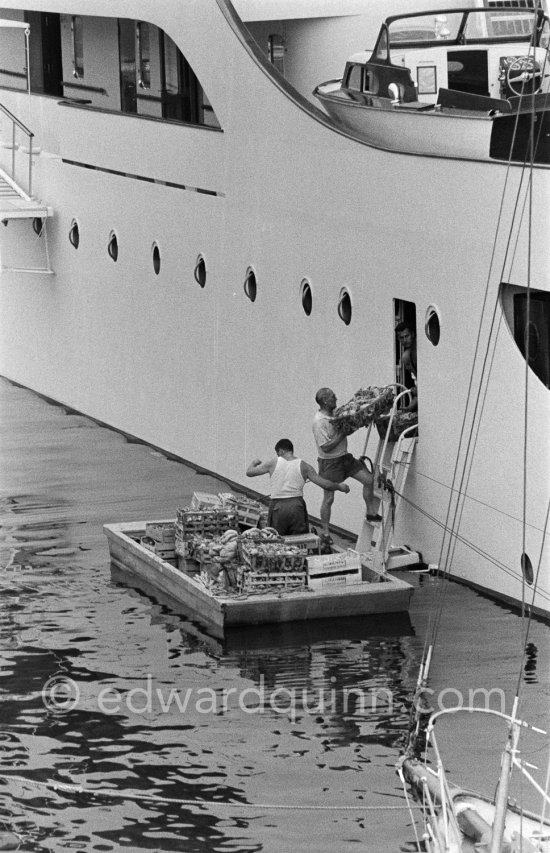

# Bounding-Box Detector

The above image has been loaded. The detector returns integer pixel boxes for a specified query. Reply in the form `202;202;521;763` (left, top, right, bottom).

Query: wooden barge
104;520;413;635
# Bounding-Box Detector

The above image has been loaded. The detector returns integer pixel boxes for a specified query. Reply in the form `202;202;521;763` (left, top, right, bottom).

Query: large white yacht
0;0;548;617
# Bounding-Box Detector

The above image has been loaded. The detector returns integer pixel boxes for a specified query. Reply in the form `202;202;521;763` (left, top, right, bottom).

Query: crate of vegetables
220;493;266;529
176;506;237;539
331;385;395;434
375;411;418;442
238;527;307;572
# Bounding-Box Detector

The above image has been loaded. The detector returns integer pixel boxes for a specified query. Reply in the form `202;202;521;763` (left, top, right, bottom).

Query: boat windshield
376;8;543;56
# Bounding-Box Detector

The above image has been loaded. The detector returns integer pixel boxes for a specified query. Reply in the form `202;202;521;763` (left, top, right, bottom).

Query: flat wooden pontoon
104;521;413;634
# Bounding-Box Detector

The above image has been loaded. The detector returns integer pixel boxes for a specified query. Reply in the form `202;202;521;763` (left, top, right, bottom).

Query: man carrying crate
246;438;349;536
313;388;381;547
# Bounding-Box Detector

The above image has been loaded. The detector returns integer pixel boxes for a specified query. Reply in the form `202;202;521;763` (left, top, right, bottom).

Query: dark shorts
268;497;308;536
318;453;365;483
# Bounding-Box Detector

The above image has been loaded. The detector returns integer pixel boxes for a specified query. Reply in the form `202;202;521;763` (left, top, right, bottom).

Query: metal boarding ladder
355;389;420;573
0;100;54;274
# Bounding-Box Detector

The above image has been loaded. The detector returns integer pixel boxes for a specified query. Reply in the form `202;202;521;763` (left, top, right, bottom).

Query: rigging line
515;497;550;703
436;197;521;614
0;773;420;811
388;486;550;600
438;7;547;575
431;317;510;642
435;26;546;631
439;311;504;610
436;20;536;576
413;469;546;531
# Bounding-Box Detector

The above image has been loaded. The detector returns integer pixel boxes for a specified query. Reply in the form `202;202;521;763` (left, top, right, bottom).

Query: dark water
1;377;549;852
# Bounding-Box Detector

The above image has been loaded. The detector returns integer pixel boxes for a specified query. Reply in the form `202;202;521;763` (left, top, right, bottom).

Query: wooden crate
176;507;237;539
191;492;222;510
239;570;307;591
141;536;176;564
239;539;307;572
307;550;362;589
145;521;176;544
284;533;321;554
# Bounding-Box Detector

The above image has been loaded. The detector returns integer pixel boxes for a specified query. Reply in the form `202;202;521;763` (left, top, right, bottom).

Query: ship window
346;64;363;91
152;243;161;275
268;34;285;75
69;219;80;249
300;279;312;316
108;231;119;262
417;65;437;95
71;15;84;78
137;22;151;89
425;305;441;345
244;267;257;302
521;553;534;585
194;255;206;288
33;217;44;237
338;288;352;325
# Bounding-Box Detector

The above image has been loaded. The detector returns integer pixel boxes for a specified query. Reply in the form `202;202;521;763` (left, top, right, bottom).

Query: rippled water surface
1;378;549;852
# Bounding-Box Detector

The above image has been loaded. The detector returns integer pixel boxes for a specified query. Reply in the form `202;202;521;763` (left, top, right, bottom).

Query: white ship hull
0;0;548;616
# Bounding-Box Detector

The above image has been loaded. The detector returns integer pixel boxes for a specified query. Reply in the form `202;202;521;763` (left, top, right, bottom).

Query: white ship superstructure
0;0;548;616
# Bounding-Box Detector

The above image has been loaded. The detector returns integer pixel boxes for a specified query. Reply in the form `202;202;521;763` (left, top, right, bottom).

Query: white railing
0;100;34;198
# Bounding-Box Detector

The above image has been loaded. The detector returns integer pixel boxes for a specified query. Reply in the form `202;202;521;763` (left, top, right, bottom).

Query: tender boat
314;6;550;162
104;520;413;635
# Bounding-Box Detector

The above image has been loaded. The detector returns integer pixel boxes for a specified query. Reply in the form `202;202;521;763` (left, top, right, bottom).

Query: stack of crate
175;505;238;565
237;535;308;591
218;492;268;529
141;521;177;565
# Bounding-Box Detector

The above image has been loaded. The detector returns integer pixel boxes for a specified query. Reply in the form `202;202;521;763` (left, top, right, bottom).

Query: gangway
355;389;420;572
0;101;54;274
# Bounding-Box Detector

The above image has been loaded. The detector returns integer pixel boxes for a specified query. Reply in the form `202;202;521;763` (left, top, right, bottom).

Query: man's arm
319;431;346;453
246;457;276;477
300;461;350;493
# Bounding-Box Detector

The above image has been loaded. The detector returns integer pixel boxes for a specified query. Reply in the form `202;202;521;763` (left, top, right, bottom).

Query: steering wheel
505;56;542;96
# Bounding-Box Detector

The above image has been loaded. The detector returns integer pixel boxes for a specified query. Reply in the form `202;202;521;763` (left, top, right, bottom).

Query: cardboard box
307;549;362;589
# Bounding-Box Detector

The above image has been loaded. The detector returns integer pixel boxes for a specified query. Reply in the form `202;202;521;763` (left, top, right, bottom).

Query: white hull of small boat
402;756;550;853
316;82;495;161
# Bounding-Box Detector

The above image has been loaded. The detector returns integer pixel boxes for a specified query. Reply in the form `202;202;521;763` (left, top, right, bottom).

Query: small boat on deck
313;6;550;162
104;520;413;635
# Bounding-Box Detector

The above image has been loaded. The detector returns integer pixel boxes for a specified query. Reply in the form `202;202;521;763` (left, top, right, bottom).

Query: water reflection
1;378;548;853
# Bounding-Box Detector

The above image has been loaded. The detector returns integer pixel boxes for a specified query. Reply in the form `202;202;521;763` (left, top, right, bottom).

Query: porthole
152;242;161;275
244;267;257;302
108;231;118;262
425;305;441;346
300;279;312;316
194;255;206;288
69;219;80;249
338;288;352;325
521;553;534;585
32;217;44;237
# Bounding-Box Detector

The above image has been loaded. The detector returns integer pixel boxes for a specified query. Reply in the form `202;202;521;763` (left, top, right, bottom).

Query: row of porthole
54;218;441;336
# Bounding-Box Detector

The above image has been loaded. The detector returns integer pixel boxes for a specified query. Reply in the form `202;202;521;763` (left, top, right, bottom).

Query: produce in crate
375;410;418;442
193;529;240;565
331;386;395;434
